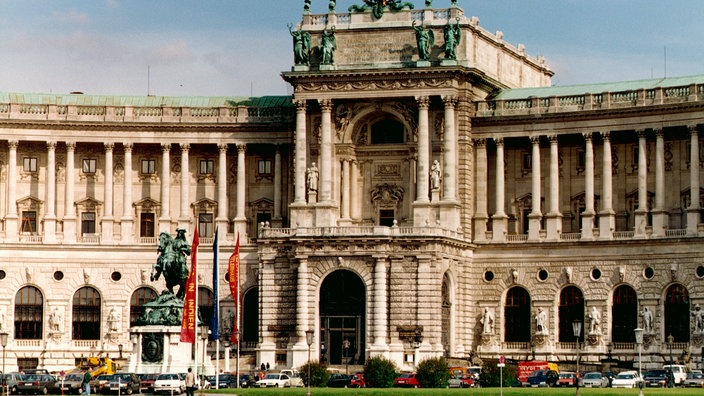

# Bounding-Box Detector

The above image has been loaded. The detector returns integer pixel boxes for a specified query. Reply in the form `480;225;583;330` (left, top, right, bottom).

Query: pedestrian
266;362;270;371
185;368;195;396
81;370;91;395
260;363;266;371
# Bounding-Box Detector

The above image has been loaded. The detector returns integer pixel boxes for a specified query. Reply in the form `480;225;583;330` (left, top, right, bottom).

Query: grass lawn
205;386;703;396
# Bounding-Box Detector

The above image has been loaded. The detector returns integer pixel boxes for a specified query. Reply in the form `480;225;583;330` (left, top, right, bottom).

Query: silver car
581;372;608;388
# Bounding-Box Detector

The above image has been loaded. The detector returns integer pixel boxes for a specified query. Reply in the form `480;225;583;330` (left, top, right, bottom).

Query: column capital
294;99;307;111
601;131;610;141
494;137;504;146
442;95;458;107
218;143;228;152
318;98;332;111
688;124;700;134
582;132;593;141
180;143;190;151
161;143;172;152
473;138;486;148
47;141;57;150
8;140;18;149
123;142;133;151
530;135;541;145
66;141;76;150
636;129;647;138
104;142;114;151
236;143;247;152
654;128;664;138
548;134;558;143
415;96;430;108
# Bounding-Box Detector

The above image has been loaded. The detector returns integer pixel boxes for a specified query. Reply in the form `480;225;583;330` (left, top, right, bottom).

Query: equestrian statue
151;229;191;300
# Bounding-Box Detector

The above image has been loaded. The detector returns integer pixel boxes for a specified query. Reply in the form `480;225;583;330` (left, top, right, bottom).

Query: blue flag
209;227;219;340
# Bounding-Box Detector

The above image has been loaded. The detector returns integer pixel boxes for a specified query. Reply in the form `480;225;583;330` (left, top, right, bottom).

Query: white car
611;371;641;388
581;372;608;388
255;373;291;388
663;364;688;385
153;373;185;394
280;370;304;387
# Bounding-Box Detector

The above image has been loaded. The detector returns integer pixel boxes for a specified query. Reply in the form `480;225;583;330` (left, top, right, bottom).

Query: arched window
370;119;404;144
15;286;43;339
242;287;259;344
559;286;584;342
72;287;101;340
505;287;531;342
198;287;215;329
612;285;638;342
130;287;157;327
665;284;690;342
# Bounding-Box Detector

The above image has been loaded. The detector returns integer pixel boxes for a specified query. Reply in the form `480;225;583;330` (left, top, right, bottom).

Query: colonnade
474;126;702;242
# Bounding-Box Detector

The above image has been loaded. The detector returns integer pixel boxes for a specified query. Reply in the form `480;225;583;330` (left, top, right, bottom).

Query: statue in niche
443;17;461;60
480;307;494;334
430;160;441;190
412;20;434;61
640;306;654;334
306;163;319;192
288;24;311;66
535;307;548;335
49;307;62;332
588;306;601;334
108;308;121;332
319;27;336;65
693;304;704;334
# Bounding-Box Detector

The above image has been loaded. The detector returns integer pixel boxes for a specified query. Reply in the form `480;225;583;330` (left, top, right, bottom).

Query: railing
139;237;158;245
557;342;578;350
560;232;581;241
502;342;530;350
73;340;100;348
19;234;43;243
665;229;687;237
15;340;42;347
506;234;527;242
612;342;635;350
80;233;101;244
259;226;464;240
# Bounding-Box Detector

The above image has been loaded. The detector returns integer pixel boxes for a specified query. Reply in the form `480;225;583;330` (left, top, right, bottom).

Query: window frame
141;159;156;175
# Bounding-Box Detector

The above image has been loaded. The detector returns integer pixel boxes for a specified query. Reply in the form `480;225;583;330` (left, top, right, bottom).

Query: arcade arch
319;269;366;365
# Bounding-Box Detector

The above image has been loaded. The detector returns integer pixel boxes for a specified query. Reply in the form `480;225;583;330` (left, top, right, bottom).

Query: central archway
319;269;366;366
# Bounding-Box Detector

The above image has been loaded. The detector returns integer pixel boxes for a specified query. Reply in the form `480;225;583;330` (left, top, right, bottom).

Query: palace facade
1;2;703;374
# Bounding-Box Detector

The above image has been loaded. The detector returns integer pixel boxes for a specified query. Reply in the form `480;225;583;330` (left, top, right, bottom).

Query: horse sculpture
151;229;191;299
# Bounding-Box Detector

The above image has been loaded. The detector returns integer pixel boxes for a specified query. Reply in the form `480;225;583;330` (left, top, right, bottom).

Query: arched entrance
665;284;690;342
612;285;638;342
319;269;366;365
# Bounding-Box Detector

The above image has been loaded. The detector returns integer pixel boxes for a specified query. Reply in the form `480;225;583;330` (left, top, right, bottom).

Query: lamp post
634;328;644;395
667;334;674;387
199;327;209;396
233;330;240;389
1;332;8;396
342;339;350;375
572;320;581;396
530;341;536;360
118;344;123;360
305;330;314;396
222;340;230;377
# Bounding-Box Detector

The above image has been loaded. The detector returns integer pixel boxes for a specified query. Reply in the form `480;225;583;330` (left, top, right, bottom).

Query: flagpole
215;229;220;382
194;232;199;378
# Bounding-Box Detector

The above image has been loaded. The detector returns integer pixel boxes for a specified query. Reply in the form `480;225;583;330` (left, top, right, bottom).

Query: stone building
0;1;702;374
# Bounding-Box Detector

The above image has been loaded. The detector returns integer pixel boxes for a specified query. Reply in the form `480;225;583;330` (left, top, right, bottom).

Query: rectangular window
199;160;214;175
23;157;37;172
141;159;156;174
17;358;39;372
258;159;272;176
21;211;37;234
81;212;96;235
140;213;155;238
522;152;532;171
577;149;586;168
198;213;213;238
82;159;97;174
379;209;395;227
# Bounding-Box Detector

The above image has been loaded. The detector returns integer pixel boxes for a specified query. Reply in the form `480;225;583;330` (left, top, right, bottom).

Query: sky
0;0;702;97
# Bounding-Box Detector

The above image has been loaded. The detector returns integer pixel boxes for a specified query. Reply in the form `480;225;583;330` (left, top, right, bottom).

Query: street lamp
234;330;240;390
199;327;209;396
1;332;8;396
118;344;123;360
634;327;644;396
342;339;350;375
530;341;536;360
222;340;230;378
667;333;674;388
305;330;314;396
572;320;581;396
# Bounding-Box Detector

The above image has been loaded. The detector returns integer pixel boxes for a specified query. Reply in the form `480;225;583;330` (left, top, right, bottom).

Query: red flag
180;229;199;343
228;233;240;344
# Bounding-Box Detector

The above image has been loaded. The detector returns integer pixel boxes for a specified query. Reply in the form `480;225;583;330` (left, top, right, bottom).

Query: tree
416;357;451;388
363;355;398;388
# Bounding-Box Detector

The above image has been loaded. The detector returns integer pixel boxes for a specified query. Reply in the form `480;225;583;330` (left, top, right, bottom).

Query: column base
290;202;314;228
44;217;57;243
412;200;432;227
176;218;192;231
651;210;668;237
233;218;248;242
63;217;77;243
528;213;542;241
101;217;114;242
545;212;562;241
4;215;18;242
598;210;615;240
158;218;172;234
439;200;461;231
634;209;648;238
120;218;134;244
472;214;488;242
491;213;508;242
315;201;339;227
687;208;701;235
581;212;595;240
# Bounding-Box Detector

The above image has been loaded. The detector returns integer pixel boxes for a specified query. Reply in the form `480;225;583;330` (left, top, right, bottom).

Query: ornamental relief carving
295;78;454;93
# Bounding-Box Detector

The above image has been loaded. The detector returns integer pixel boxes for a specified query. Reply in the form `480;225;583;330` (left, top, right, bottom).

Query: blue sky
0;0;702;97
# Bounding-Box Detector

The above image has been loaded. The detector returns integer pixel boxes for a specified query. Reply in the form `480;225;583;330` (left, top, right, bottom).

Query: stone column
293;257;311;364
528;136;542;241
415;97;430;204
294;100;307;204
215;144;228;236
257;258;277;366
652;129;667;236
351;160;360;220
102;143;114;242
688;125;701;234
319;99;333;203
159;143;171;233
341;159;351;220
234;144;247;236
44;141;57;243
372;256;388;350
473;139;488;242
120;143;134;243
63;142;77;243
581;132;595;240
599;132;615;239
4;140;18;242
178;144;190;229
634;130;648;237
273;145;282;226
491;138;508;241
442;96;457;202
545;135;562;240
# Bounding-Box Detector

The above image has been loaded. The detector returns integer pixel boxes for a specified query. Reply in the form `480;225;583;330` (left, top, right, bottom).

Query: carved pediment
133;197;161;211
75;197;102;211
370;183;404;207
17;195;43;212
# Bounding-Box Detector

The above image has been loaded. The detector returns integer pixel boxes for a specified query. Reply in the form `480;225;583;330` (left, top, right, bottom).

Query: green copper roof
490;74;704;100
0;93;293;107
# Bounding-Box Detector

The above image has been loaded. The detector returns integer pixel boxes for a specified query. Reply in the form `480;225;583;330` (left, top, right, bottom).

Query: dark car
138;374;158;393
103;373;141;395
327;374;352;388
393;373;421;388
527;369;559;387
238;375;256;389
54;373;84;395
3;373;26;395
643;369;669;387
206;374;237;388
16;374;56;395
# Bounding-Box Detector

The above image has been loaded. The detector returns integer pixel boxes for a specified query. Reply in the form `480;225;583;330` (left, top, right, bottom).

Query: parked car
90;375;114;394
3;373;26;395
663;364;687;386
138;374;158;393
16;374;56;395
54;373;84;395
327;374;352;388
685;372;704;387
207;374;237;389
153;374;184;395
448;374;473;388
280;370;304;387
103;373;140;395
581;372;608;388
393;373;421;388
238;375;256;389
254;373;290;388
643;369;669;387
556;372;577;387
195;376;210;390
349;373;366;388
611;371;641;388
527;369;558;387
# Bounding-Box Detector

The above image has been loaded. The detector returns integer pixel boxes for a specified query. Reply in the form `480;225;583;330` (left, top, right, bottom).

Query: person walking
185;368;195;396
81;370;91;395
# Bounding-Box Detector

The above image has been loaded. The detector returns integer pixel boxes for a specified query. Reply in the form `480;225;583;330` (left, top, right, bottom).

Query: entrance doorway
319;270;366;365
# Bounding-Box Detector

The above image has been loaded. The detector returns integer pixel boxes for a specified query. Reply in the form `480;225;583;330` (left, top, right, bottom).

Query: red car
393;373;421;388
349;373;365;388
557;372;578;387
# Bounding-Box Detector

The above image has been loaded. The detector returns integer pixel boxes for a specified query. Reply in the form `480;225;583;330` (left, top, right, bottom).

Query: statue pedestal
126;326;213;375
292;65;310;72
416;60;431;67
